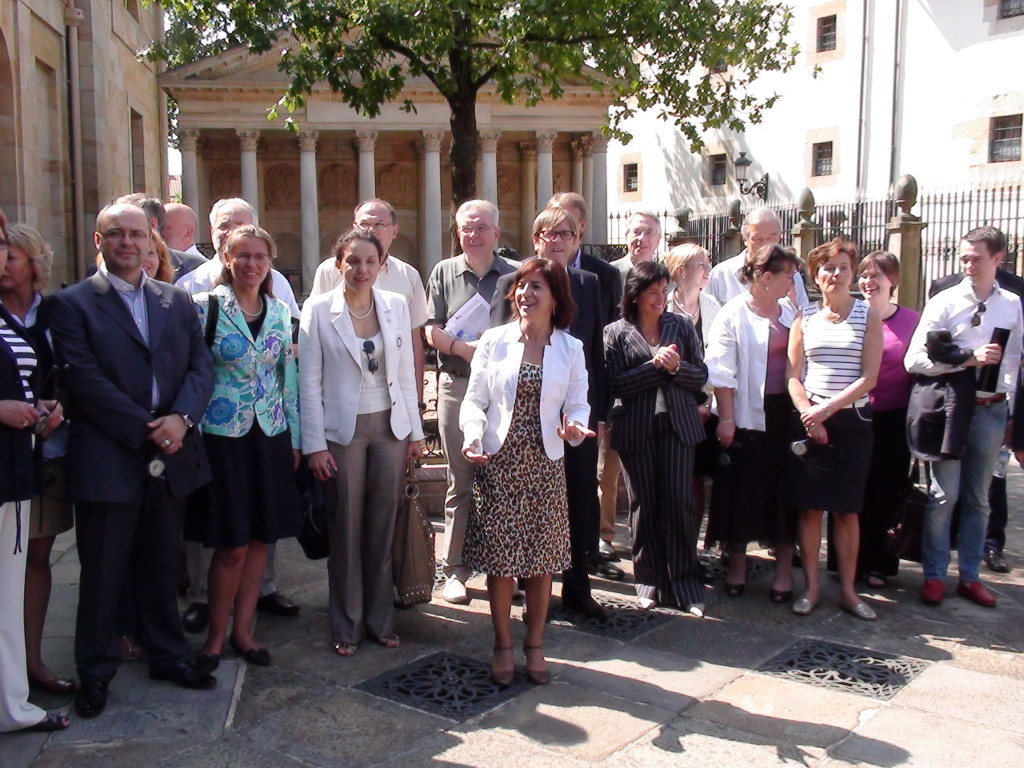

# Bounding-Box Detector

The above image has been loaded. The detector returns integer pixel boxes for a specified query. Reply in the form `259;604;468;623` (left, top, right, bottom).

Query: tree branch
373;33;446;94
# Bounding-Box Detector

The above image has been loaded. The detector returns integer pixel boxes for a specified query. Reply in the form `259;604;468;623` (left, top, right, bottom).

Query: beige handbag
392;459;435;607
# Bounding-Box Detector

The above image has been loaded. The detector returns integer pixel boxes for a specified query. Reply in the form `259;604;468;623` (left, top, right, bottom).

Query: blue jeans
922;400;1007;582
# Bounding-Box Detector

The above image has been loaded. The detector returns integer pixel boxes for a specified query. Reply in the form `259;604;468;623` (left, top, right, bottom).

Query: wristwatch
177;413;195;432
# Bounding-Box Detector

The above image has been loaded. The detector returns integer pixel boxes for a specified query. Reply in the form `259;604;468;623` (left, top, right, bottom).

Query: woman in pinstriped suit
603;261;709;615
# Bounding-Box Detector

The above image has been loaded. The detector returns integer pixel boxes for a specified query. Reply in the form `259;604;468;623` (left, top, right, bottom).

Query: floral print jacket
194;284;300;449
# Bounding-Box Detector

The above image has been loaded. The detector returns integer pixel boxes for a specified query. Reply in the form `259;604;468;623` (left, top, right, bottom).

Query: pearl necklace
239;296;264;318
348;298;375;320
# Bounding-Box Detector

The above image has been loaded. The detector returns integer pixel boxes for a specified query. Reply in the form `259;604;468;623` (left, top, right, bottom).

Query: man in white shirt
610;212;660;282
175;199;300;320
178;197;301;633
707;207;809;308
162;203;205;259
310;199;427;399
905;226;1024;609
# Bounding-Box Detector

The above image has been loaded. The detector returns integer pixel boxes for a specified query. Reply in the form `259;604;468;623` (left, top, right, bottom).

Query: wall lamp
734;152;769;201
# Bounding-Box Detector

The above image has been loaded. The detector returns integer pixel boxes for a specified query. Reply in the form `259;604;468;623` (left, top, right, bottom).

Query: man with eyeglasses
424;200;517;604
310;199;428;401
905;226;1024;608
707;207;809;308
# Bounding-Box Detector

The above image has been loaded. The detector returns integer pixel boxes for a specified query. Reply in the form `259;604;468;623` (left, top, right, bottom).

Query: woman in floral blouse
186;225;301;672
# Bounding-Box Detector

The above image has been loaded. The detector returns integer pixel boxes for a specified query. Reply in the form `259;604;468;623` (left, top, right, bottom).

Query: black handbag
884;461;929;563
295;462;333;561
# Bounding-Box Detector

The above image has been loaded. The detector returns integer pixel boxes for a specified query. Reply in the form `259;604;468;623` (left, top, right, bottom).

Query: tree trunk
448;93;478;212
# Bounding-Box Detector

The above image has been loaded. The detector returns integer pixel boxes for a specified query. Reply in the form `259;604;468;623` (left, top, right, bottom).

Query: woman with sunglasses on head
186;225;301;673
299;228;423;658
785;238;882;620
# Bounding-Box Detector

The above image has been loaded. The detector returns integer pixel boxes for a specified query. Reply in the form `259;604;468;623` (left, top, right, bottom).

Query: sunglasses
971;302;987;327
362;340;379;374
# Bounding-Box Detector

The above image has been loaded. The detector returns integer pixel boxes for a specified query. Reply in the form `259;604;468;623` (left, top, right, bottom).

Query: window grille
816;15;837;52
990;115;1022;163
709;155;727;186
812;142;834;177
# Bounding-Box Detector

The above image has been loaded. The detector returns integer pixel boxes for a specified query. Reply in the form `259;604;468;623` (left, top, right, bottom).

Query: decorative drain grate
432;562;446;591
700;551;774;583
355;651;529;721
758;640;928;700
548;593;671;641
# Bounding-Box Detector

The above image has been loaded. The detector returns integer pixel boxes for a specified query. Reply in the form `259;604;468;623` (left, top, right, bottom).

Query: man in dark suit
50;203;216;718
116;194;207;281
490;206;615;620
929;252;1024;575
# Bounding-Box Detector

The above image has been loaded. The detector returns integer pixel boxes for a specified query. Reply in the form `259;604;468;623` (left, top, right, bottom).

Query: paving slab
387;730;589;768
635;614;795;669
891;663;1024;734
164;734;311;768
467;681;672;762
687;674;878;750
831;707;1024;766
30;739;199;768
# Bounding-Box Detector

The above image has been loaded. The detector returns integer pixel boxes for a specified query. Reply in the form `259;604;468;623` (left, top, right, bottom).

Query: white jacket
459;322;590;460
299;287;424;453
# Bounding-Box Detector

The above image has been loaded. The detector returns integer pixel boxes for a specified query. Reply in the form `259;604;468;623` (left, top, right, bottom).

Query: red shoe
956;581;996;608
920;579;944;605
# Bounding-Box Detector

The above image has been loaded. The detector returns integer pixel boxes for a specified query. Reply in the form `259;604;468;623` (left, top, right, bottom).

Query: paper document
444;292;491;342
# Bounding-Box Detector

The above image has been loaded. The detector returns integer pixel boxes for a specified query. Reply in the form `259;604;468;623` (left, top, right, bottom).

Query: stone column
582;136;594;227
535;132;557;209
298;131;320;295
237;130;260;212
179;129;201;216
354;130;378;202
887;174;927;311
519;142;538;253
419;131;444;273
479;131;500;205
570;138;585;194
590;134;609;243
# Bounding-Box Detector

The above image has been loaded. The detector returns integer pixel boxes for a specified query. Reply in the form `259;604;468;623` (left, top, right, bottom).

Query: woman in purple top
828;252;919;587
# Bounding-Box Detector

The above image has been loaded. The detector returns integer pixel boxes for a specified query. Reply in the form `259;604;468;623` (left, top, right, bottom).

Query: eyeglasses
685;262;711;272
971;301;987;327
0;239;8;252
362;340;379;374
537;229;576;242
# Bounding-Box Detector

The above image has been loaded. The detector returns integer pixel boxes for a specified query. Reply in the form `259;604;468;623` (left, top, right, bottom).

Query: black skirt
186;424;301;549
693;412;721;477
784;404;873;515
707;394;795;545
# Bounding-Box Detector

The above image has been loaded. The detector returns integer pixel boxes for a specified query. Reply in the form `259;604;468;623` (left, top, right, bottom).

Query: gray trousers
326;410;406;645
437;372;474;581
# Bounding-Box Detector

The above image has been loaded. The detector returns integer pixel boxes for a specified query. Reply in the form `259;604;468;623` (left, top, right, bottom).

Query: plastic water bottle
994;445;1011;479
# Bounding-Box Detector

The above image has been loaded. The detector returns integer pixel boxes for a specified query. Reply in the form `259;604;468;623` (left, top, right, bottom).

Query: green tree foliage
149;1;797;206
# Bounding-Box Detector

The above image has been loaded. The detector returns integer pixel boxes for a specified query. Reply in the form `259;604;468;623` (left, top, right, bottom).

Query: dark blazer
170;247;207;281
0;303;40;502
603;312;708;452
490;266;608;425
49;273;214;503
578;251;623;323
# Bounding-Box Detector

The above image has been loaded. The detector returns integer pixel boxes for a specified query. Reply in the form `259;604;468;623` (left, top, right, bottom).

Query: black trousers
561;438;599;602
75;476;189;682
618;416;703;607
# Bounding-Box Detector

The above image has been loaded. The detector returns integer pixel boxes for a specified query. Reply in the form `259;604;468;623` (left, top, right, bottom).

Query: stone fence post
722;199;744;259
667;207;691;247
791;188;820;263
887;174;927;311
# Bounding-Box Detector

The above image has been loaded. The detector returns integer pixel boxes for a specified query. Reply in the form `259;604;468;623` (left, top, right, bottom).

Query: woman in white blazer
460;258;594;687
298;228;423;657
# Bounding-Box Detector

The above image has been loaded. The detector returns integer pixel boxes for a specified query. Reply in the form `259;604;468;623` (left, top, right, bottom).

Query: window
816;15;837;52
125;0;141;21
129;109;146;191
711;61;728;74
1000;1;1024;19
709;154;727;186
623;163;639;193
990;115;1022;163
812;142;833;176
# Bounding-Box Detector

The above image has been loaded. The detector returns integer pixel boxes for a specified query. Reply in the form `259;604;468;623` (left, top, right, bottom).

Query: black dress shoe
150;660;217;690
588;561;625;581
256;592;300;617
562;595;608;622
196;653;221;674
229;637;271;666
74;679;109;718
182;602;209;634
985;549;1012;574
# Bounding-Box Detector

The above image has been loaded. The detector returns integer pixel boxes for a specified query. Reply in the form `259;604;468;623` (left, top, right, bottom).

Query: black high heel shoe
724;582;745;597
229;636;271;666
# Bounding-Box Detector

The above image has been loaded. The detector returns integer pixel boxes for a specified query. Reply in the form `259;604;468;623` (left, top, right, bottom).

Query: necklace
239;296;264;318
348;297;375;320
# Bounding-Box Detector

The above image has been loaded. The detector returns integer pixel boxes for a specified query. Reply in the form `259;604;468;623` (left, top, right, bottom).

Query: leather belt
975;392;1006;406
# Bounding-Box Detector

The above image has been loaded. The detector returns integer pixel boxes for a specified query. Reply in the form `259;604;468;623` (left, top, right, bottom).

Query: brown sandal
375;634;401;649
523;644;550;685
491;646;514;687
333;642;358;657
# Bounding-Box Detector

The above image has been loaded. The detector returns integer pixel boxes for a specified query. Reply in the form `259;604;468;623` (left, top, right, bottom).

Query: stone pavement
4;470;1024;767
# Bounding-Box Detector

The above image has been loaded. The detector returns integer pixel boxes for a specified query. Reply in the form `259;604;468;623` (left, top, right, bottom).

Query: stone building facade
0;0;167;285
163;38;614;294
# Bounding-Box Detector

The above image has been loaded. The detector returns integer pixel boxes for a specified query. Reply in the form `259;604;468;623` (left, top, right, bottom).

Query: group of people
0;185;1019;732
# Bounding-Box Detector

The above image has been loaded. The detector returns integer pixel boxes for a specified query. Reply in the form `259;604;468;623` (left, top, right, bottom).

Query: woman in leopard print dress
460;259;594;687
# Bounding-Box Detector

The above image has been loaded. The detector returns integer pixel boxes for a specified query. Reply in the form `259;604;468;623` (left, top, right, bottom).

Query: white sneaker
599;540;618;561
637;597;656;611
442;576;470;605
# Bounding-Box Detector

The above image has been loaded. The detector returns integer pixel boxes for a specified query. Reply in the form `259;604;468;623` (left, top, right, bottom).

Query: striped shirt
801;299;868;400
0;313;36;401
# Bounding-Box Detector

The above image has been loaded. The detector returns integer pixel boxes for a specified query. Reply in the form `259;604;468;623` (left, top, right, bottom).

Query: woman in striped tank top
785;239;882;621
